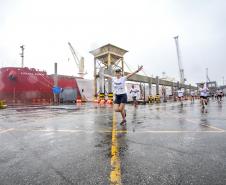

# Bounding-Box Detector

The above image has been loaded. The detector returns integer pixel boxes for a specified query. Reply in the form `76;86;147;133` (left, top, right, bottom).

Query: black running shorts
132;96;137;101
115;94;127;104
200;96;207;99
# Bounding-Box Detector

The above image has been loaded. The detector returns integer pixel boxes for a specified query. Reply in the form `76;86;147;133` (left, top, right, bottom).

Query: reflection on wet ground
0;100;226;184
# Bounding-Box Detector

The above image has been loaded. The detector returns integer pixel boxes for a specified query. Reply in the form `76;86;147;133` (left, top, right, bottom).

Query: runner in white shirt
103;66;143;125
130;85;139;107
177;88;184;105
199;83;209;109
216;88;223;102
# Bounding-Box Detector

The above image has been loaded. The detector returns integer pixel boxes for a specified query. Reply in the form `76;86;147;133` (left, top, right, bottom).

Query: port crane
174;36;185;84
206;68;211;82
68;42;87;78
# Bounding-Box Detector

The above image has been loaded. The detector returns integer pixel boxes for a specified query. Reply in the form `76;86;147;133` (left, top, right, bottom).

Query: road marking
110;112;122;185
0;128;225;134
33;129;87;133
196;122;224;131
183;117;225;132
0;128;14;133
149;102;195;109
157;109;225;132
139;130;224;133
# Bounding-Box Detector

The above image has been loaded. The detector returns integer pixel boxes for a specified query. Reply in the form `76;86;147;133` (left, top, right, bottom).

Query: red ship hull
0;67;82;104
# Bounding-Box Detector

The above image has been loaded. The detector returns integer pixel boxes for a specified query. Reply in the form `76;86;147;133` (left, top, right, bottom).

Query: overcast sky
0;0;226;85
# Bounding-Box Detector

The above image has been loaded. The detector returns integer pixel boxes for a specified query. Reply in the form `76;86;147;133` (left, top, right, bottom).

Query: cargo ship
0;67;93;104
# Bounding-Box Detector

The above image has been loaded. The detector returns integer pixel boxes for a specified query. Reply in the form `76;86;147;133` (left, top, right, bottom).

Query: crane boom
68;42;80;67
174;36;185;84
68;42;86;78
206;68;211;82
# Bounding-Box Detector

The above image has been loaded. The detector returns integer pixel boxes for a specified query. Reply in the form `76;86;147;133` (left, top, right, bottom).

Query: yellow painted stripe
110;112;122;185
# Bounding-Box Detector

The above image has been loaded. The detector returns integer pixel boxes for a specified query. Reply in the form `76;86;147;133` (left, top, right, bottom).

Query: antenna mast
20;45;25;68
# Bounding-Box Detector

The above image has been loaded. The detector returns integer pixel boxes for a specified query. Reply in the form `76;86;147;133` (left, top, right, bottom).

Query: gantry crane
174;36;185;84
68;42;86;78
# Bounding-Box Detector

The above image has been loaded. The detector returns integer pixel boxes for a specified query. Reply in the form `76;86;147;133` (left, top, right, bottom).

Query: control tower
90;44;128;97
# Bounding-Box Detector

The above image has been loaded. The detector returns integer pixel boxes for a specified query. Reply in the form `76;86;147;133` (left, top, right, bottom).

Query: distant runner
216;88;223;103
130;85;139;107
199;82;209;109
177;87;184;106
190;90;195;103
103;65;143;125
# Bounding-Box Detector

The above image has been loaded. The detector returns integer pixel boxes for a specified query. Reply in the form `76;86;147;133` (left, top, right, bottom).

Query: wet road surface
0;100;226;185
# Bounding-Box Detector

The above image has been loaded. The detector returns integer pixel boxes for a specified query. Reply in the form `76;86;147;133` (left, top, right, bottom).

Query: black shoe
120;120;126;125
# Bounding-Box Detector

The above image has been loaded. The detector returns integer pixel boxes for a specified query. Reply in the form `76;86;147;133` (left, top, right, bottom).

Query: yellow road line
110;112;122;185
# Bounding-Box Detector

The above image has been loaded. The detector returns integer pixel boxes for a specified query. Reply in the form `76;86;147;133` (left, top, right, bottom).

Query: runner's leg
200;97;204;108
119;103;126;121
133;97;135;107
205;97;208;105
134;97;138;107
114;104;120;112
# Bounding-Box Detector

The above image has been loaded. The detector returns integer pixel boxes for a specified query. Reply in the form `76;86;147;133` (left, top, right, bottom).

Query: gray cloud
0;0;225;85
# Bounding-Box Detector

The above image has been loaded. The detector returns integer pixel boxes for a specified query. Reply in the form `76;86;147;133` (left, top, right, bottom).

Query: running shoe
120;119;127;125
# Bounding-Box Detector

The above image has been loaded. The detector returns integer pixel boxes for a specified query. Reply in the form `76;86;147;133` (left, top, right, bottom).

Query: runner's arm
126;65;143;79
102;73;112;79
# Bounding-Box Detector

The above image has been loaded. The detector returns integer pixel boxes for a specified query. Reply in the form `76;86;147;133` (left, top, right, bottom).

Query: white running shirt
199;87;208;97
190;91;195;96
216;89;223;95
130;88;139;97
112;76;127;95
177;90;184;97
216;90;220;95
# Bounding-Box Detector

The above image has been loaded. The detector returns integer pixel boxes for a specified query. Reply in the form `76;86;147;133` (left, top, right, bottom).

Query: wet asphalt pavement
0;99;226;185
